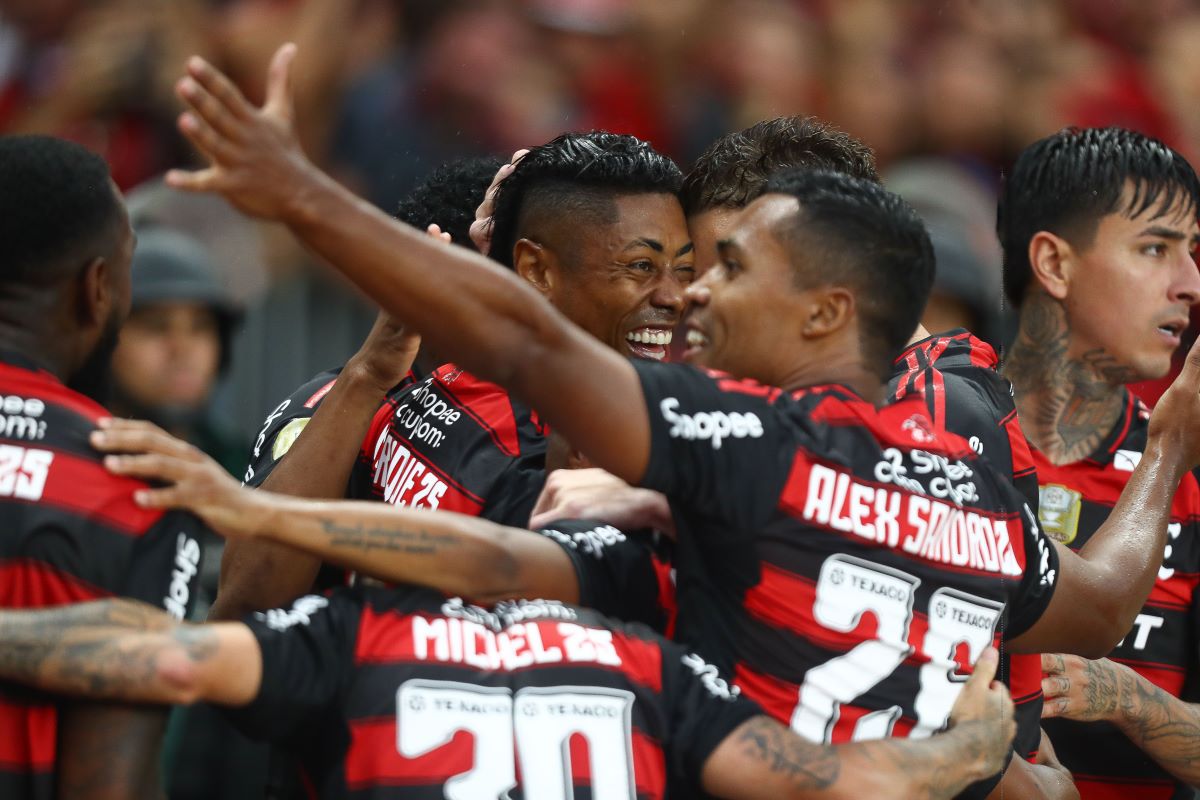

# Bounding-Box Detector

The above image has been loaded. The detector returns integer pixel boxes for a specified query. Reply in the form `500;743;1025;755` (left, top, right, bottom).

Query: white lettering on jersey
0;445;52;500
371;429;448;509
1158;523;1183;581
251;399;291;460
802;463;1023;577
659;397;763;450
539;524;626;558
1117;613;1164;650
413;617;625;671
163;533;201;620
255;594;330;631
681;652;741;701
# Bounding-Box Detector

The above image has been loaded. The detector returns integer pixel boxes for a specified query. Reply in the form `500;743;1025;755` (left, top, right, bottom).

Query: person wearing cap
110;226;243;475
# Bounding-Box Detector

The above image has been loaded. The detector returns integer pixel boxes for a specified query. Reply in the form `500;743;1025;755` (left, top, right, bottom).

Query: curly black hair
395;156;504;250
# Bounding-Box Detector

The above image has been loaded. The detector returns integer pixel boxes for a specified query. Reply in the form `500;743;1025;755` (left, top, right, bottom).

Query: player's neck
781;360;885;406
0;316;74;383
1003;293;1127;465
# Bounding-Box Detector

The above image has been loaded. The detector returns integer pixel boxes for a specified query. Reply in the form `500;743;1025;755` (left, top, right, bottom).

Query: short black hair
998;126;1200;307
395;156;503;250
762;168;934;378
682;116;880;216
488;131;683;268
0;135;123;284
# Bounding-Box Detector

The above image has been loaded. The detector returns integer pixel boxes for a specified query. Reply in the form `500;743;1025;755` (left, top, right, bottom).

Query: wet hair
0;135;123;284
488;131;683;268
682;116;880;216
997;126;1200;307
395;156;504;250
762;169;935;378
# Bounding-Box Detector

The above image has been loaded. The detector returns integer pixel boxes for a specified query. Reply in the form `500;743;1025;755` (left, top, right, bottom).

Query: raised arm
95;420;581;605
1010;339;1200;658
0;599;261;709
703;647;1016;800
166;46;650;484
210;312;420;620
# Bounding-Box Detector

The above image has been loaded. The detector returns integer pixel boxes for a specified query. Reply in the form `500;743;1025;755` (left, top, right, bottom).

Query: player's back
631;361;1056;756
0;352;204;798
246;363;547;526
230;587;758;799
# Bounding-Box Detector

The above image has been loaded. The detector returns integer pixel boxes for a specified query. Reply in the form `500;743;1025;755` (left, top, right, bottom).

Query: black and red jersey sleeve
1005;493;1059;639
535;519;674;633
226;592;358;745
479;458;546;527
241;369;342;487
631;360;795;533
659;645;762;795
120;511;206;620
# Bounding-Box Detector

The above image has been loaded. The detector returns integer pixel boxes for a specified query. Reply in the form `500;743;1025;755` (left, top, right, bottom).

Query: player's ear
801;286;855;339
76;256;112;328
514;238;556;298
1027;231;1072;301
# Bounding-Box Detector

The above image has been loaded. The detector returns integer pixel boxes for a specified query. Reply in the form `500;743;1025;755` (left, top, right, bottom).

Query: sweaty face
547;193;695;361
111;303;222;411
682;194;812;386
1062;193;1200;382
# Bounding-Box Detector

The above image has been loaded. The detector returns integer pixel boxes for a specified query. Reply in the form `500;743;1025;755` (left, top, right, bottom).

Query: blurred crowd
2;0;1198;443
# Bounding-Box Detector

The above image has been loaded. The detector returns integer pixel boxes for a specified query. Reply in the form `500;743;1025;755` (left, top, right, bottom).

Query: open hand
92;419;266;539
166;43;324;222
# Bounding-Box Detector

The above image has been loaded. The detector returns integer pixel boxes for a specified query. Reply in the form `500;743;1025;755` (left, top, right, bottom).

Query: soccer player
0;593;1015;800
214;133;696;621
163;47;1200;795
0;135;204;799
995;127;1200;799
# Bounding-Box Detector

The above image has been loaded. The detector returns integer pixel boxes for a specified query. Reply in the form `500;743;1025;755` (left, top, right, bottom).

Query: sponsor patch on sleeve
272;417;311;461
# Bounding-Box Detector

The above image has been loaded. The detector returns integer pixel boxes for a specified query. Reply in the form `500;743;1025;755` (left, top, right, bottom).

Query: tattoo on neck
319;518;460;555
1005;294;1132;464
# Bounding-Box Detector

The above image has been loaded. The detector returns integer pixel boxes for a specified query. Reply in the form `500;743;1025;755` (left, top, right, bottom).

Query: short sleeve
660;646;763;795
241;369;346;487
535;520;672;632
1005;496;1060;639
121;510;207;621
631;360;794;531
222;592;358;744
480;459;547;527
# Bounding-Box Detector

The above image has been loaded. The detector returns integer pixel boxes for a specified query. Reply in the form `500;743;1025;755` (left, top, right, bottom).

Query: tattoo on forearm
319;518;461;556
737;717;839;788
1115;668;1200;778
0;600;218;701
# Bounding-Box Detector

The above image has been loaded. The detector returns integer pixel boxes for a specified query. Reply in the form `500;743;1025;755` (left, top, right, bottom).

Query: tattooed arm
1041;653;1200;787
94;419;580;606
0;599;262;708
702;648;1016;800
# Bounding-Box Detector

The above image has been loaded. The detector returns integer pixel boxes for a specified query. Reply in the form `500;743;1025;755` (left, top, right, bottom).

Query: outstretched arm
166;46;650;485
1042;652;1200;788
96;420;581;605
0;599;261;708
703;647;1016;800
1010;339;1200;658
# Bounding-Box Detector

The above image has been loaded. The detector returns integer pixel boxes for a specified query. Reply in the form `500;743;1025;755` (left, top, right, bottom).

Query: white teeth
686;329;708;347
625;329;672;346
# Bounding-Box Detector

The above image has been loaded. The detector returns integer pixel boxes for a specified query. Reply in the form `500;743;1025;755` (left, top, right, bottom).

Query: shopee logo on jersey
163;532;201;621
799;462;1022;577
371;429;448;509
659;397;763;450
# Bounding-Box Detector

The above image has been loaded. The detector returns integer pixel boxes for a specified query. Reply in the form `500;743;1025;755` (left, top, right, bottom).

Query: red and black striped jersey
1035;390;1200;800
244;363;546;526
535;519;677;637
0;352;204;799
889;329;1044;763
631;359;1058;796
226;587;760;799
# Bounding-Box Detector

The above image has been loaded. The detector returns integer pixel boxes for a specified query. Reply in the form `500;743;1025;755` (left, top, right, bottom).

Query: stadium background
0;0;1195;443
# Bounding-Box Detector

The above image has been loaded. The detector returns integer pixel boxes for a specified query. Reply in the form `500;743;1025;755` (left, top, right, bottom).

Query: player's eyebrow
716;239;738;255
624;238;664;253
675;242;694;257
1139;225;1190;241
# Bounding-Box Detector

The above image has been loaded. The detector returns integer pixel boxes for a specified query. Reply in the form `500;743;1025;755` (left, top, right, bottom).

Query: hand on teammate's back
93;419;267;539
947;646;1018;780
530;467;674;535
